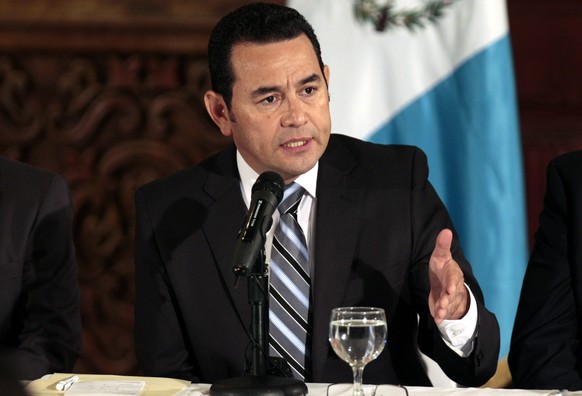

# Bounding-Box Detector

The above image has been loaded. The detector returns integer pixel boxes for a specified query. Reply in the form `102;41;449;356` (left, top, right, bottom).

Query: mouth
281;139;309;149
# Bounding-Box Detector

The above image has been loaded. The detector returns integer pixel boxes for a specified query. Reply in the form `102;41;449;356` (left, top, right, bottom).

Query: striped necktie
269;182;312;380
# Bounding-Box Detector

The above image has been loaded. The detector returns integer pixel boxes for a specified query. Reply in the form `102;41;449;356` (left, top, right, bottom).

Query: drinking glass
329;307;387;396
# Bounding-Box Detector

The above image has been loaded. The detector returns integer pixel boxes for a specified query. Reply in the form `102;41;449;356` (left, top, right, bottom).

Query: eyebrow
251;73;322;97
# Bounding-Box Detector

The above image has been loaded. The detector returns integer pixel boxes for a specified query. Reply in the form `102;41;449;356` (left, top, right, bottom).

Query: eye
304;87;314;95
262;96;276;104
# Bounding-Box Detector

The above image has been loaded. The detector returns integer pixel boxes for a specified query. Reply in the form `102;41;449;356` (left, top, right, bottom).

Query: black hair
207;2;325;109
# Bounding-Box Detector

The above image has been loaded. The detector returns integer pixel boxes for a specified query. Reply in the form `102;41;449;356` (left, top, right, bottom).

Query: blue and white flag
289;0;527;362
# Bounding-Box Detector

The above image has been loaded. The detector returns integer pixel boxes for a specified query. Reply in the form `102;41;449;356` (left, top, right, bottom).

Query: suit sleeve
134;188;198;381
408;148;500;387
509;159;582;390
5;173;82;379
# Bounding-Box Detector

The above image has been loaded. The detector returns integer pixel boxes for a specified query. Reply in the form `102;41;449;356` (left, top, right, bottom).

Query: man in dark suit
135;2;499;387
0;157;82;379
509;150;582;390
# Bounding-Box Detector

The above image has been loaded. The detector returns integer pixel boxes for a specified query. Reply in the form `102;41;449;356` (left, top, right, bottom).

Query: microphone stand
210;246;307;396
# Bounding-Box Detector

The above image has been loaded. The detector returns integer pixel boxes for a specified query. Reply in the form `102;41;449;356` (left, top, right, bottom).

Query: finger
439;282;469;322
445;274;460;295
434;303;449;324
435;283;464;319
437;294;450;313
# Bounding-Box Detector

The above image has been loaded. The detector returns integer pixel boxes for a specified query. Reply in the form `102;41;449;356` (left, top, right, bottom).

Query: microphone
232;171;284;281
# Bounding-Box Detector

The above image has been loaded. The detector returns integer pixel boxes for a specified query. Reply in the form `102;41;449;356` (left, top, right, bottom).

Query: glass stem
352;365;365;396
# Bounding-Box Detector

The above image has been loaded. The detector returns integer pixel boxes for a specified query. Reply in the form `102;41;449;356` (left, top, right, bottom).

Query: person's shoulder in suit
0;156;73;244
136;144;238;203
0;157;74;221
324;133;429;183
0;156;69;201
552;148;582;164
549;149;582;183
327;133;424;157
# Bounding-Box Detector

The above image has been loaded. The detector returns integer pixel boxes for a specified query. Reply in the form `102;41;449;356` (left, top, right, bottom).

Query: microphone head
252;171;284;204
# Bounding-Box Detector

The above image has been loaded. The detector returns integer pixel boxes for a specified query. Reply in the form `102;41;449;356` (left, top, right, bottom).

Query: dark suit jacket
509;150;582;390
0;157;82;380
135;134;499;386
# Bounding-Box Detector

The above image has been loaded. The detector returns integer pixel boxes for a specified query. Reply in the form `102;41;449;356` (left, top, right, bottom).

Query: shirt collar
237;150;318;206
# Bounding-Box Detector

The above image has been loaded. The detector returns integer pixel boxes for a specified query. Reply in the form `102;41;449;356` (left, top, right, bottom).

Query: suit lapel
201;150;253;331
312;138;366;379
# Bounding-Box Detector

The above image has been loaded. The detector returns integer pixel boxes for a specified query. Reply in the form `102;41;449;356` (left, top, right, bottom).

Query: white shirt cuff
436;284;478;357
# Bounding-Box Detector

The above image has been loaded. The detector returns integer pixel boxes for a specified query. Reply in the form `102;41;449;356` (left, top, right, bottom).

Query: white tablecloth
181;382;573;396
28;374;578;396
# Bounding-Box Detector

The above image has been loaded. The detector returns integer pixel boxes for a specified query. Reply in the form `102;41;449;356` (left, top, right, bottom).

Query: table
26;373;578;396
184;383;573;396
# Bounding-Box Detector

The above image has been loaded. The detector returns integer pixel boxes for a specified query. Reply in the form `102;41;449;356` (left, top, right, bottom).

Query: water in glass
329;307;387;396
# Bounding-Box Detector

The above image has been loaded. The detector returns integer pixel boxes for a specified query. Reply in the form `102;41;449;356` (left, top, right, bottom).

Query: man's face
221;34;331;184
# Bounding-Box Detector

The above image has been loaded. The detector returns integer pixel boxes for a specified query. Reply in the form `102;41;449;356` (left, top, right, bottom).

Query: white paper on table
64;380;145;395
172;384;205;396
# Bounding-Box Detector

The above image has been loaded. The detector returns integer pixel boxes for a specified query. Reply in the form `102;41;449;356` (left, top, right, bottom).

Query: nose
281;96;307;128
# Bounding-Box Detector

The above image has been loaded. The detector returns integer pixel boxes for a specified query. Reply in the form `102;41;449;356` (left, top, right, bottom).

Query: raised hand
428;229;469;324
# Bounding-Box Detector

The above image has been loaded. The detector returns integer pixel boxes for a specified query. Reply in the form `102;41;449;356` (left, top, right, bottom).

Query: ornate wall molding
0;0;262;53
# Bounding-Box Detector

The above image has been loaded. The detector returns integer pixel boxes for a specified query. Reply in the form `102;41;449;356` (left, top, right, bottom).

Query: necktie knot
279;182;305;216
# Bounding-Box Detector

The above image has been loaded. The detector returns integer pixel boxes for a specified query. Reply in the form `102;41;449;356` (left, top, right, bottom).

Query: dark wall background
508;0;582;245
0;0;579;376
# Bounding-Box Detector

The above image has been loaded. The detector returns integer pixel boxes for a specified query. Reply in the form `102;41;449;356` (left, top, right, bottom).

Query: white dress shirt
236;151;477;357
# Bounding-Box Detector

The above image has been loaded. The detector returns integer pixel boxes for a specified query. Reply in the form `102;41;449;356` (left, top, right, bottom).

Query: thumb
433;229;453;259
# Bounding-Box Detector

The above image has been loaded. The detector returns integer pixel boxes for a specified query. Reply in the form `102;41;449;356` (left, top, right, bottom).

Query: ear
204;90;233;137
